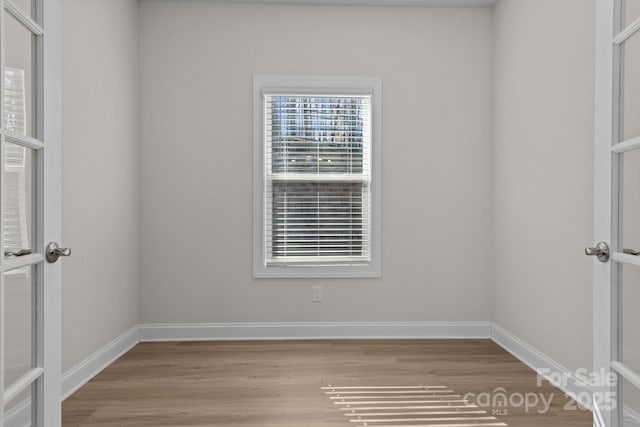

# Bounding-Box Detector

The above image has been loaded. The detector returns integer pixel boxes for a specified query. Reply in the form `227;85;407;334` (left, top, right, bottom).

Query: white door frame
42;0;63;424
593;0;615;424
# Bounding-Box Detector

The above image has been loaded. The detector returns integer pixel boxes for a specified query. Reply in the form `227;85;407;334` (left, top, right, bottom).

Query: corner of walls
61;327;139;400
134;0;142;329
490;0;595;374
61;0;141;373
488;0;497;326
491;323;594;410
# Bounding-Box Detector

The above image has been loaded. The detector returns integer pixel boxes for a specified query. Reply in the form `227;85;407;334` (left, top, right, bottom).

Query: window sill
253;263;381;279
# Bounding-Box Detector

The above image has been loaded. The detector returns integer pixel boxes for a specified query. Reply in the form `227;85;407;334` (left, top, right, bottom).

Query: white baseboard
59;319;601;425
491;323;593;410
61;326;139;401
138;321;492;341
4;399;30;427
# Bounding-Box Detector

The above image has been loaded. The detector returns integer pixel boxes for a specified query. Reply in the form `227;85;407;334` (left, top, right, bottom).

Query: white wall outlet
312;285;323;302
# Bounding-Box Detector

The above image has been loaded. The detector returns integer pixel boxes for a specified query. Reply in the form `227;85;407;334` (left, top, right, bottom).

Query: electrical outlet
312;285;323;302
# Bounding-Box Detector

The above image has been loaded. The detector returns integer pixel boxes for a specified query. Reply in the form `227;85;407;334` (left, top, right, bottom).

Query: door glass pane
619;149;640;252
620;33;640;142
623;0;640;29
3;381;35;426
620;264;640;374
3;266;35;387
622;378;640;423
4;13;36;138
3;142;36;258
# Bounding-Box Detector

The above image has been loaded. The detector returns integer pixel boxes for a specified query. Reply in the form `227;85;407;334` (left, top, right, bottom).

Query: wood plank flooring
62;340;592;426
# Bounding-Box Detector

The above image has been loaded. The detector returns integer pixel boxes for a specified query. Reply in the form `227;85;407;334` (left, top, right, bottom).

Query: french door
593;0;640;426
0;0;62;426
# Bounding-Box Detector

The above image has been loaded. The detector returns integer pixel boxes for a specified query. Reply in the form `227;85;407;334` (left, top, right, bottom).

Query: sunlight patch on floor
322;385;508;427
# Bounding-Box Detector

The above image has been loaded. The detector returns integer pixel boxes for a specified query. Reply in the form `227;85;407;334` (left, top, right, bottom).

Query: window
3;67;32;259
253;76;381;278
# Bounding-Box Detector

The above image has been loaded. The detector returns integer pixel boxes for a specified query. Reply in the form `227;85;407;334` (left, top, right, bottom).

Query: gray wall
62;0;140;371
138;1;494;324
491;0;595;371
59;0;600;381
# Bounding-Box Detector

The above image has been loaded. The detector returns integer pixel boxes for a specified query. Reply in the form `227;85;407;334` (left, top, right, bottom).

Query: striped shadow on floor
322;385;508;427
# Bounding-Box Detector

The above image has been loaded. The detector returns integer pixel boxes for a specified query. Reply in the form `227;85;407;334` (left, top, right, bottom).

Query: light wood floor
62;340;592;426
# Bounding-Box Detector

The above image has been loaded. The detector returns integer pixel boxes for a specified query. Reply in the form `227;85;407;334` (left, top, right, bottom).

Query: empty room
0;0;638;426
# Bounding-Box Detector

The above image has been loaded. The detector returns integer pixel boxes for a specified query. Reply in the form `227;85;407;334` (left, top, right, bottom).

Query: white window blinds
3;67;30;254
264;95;371;265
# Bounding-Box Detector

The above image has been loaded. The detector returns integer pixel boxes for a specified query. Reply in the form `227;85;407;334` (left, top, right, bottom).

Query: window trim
253;75;382;278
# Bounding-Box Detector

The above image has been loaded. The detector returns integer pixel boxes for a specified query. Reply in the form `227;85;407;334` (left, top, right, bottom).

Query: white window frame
253;75;382;278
